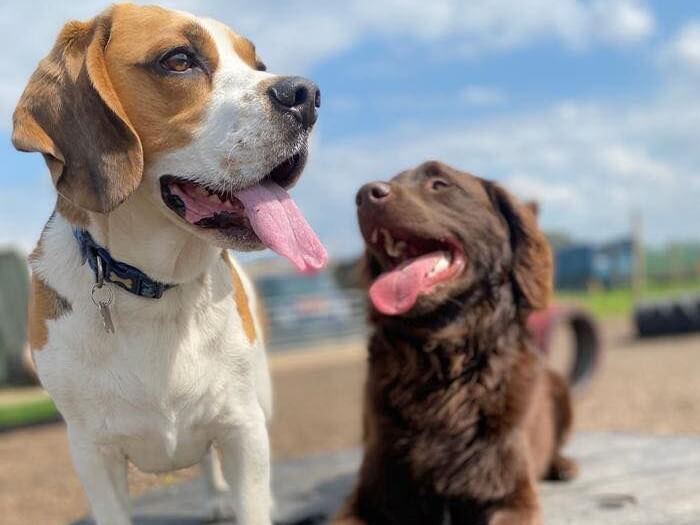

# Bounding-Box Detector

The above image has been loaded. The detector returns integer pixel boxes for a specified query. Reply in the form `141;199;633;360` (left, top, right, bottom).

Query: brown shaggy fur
335;161;577;525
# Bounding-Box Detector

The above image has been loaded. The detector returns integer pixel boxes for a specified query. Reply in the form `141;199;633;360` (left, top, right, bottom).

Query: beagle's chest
34;270;260;472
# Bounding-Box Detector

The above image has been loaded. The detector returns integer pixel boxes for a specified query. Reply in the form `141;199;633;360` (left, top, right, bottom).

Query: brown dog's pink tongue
235;181;327;273
369;253;444;315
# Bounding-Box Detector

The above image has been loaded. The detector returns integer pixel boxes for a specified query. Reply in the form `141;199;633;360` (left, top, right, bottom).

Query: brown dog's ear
524;200;540;219
486;183;553;311
12;13;143;214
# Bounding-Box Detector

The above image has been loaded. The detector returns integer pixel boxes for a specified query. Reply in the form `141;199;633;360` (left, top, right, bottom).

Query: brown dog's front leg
546;452;579;481
489;507;542;525
488;474;542;525
331;517;369;525
332;486;369;525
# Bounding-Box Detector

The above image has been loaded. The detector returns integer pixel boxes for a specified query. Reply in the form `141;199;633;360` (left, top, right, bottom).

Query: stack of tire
634;295;700;337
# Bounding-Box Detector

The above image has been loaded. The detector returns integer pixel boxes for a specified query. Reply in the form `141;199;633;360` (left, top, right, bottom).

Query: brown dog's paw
546;454;579;482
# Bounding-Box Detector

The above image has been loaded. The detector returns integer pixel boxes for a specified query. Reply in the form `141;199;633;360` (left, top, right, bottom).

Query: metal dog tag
91;257;115;334
97;301;115;334
91;283;115;334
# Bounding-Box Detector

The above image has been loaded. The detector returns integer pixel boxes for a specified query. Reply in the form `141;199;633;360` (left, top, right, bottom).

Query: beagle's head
13;3;326;272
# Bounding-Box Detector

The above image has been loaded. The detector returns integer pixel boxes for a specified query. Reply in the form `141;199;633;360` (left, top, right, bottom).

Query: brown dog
335;161;577;525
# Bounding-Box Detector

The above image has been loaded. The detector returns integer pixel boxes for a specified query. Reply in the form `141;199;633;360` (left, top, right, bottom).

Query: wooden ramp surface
75;432;700;524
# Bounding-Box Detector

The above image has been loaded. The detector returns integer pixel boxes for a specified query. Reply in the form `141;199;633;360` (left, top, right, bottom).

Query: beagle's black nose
268;76;320;129
356;182;391;207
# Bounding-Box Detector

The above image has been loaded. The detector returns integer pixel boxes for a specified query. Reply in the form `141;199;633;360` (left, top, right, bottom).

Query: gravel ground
1;320;699;525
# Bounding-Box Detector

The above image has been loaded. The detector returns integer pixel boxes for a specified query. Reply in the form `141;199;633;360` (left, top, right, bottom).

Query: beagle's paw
203;493;235;523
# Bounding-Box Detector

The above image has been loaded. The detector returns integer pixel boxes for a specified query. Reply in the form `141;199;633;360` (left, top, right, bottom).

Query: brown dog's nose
356;182;391;207
268;76;320;129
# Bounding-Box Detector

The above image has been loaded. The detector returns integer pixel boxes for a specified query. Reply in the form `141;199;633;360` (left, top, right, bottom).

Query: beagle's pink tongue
235;181;327;273
369;252;445;315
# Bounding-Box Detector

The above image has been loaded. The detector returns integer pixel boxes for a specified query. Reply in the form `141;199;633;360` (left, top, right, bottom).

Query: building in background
554;238;634;291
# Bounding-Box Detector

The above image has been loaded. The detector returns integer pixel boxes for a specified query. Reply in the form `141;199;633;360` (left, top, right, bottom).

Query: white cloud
0;0;657;130
665;21;700;70
293;89;700;256
1;0;681;256
590;0;655;44
459;85;508;107
505;174;580;206
599;145;675;183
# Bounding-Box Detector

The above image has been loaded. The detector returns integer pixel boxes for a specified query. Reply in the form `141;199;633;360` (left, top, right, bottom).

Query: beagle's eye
160;51;195;73
429;177;451;191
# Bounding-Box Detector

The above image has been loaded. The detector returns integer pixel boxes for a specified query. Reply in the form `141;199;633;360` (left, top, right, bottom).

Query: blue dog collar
73;229;176;299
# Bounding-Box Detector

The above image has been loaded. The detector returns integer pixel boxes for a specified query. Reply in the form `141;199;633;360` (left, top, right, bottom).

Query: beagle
13;4;326;525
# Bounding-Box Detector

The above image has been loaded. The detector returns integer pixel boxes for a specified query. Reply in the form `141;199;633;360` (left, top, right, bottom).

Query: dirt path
1;321;699;524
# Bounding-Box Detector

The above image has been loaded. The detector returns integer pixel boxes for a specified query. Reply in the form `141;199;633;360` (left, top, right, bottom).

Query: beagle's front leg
200;446;235;521
217;403;272;525
67;427;131;525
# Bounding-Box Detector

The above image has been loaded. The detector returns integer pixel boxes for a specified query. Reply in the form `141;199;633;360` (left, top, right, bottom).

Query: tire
635;295;700;337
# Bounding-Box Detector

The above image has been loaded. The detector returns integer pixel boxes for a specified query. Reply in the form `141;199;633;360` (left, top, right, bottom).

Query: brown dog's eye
160;51;195;73
430;178;450;191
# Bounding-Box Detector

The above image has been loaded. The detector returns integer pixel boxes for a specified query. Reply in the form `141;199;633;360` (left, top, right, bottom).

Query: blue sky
1;0;699;258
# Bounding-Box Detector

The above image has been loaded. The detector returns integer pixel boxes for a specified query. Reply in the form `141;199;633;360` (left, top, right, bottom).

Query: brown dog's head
356;161;552;318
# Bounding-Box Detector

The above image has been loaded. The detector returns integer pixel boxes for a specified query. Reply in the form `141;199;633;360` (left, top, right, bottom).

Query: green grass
1;279;699;427
556;279;700;318
0;397;59;429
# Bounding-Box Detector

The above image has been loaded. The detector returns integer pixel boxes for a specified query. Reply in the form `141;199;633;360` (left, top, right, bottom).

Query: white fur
150;18;308;198
27;11;303;525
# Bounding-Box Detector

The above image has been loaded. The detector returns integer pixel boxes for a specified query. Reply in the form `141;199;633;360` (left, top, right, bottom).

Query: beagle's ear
12;13;143;214
486;182;553;312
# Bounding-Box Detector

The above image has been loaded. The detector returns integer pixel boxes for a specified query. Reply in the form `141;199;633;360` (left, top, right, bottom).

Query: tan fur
56;196;89;226
28;235;43;264
228;32;258;69
223;252;257;344
105;4;220;159
12;5;295;522
28;274;71;351
12;9;143;215
11;17;141;214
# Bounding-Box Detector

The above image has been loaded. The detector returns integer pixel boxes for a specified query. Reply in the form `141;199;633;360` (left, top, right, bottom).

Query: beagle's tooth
371;229;379;244
395;241;407;256
207;193;220;203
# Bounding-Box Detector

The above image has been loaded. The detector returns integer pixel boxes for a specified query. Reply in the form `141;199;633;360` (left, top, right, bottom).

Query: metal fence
260;288;369;351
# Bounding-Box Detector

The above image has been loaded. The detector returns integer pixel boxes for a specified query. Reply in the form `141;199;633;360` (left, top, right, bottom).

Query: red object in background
527;305;602;394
